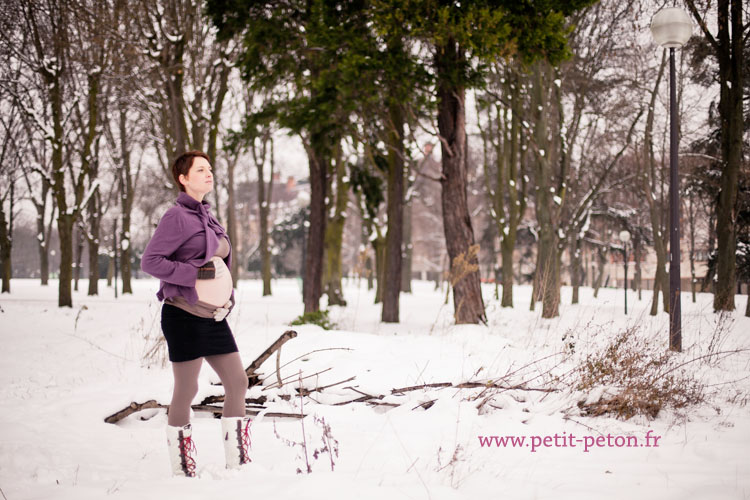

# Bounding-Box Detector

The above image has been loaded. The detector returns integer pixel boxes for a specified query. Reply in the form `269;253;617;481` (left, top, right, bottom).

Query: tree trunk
366;254;374;291
401;198;413;293
119;107;134;295
571;237;582;305
0;185;12;293
57;214;74;307
712;0;743;311
257;137;274;297
51;66;74;308
501;236;515;307
593;246;607;298
633;235;643;300
324;140;347;306
87;228;99;296
74;227;82;292
40;236;50;285
373;232;385;304
207;55;231;225
120;221;132;294
86;192;100;296
260;176;272;297
701;208;717;292
650;264;671;316
688;194;697;303
530;62;559;319
106;253;113;287
643;52;669;316
302;138;327;313
434;38;485;324
382;97;405;322
501;70;526;308
251;130;274;296
226;155;239;288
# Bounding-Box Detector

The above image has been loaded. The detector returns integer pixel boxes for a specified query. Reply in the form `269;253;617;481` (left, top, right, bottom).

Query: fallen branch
298;376;356;396
392;382;452;394
391;381;558;395
105;331;300;424
199;395;267;406
246;330;298;385
104;400;162;424
333;386;384;406
104;400;304;424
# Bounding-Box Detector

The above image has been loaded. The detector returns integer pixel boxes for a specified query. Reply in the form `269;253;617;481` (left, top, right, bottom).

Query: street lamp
619;230;631;315
650;7;692;352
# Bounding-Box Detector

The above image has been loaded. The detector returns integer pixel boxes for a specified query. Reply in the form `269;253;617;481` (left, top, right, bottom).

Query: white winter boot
166;423;197;477
221;416;251;469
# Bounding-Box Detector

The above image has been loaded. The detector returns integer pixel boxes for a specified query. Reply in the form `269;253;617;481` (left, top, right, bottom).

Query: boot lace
179;432;198;477
238;418;252;464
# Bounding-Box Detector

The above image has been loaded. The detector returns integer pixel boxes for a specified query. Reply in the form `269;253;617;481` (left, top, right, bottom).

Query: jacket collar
176;192;210;212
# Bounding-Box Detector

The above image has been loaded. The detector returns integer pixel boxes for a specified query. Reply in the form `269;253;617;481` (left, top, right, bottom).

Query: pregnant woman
141;151;251;477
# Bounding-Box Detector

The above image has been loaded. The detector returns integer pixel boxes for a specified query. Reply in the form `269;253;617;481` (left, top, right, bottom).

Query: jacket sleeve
141;209;199;287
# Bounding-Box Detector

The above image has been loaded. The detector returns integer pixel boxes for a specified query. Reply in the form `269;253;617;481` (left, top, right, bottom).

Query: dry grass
575;326;704;419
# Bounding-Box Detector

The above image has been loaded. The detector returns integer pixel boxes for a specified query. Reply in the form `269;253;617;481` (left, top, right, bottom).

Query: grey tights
167;352;249;427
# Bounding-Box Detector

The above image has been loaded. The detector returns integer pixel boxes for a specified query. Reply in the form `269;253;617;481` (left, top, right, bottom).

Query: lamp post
619;230;631;315
650;7;691;352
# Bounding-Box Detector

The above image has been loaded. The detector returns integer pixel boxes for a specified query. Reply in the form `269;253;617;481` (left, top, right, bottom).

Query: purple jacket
141;192;233;305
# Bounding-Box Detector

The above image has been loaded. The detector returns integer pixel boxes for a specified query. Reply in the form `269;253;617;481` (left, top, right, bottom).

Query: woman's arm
141;209;199;287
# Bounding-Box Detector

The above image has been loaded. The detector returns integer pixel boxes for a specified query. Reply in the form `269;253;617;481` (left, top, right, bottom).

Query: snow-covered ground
1;278;748;500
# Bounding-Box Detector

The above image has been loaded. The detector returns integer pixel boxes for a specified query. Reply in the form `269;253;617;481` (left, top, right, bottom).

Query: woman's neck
184;189;204;203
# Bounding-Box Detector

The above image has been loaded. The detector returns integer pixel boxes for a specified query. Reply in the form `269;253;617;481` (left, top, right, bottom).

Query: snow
0;279;749;499
165;32;183;44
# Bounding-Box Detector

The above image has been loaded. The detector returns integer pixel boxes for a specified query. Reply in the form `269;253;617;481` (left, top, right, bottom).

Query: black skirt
161;303;238;362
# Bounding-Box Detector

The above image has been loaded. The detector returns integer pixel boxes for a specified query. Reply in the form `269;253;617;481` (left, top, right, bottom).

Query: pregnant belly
194;260;233;307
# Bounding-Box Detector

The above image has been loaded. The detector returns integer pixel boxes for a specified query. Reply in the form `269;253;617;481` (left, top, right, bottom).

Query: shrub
290;310;336;330
575;326;703;419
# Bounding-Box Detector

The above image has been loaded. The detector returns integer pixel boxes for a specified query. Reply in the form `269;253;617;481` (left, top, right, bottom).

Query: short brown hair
171;150;211;192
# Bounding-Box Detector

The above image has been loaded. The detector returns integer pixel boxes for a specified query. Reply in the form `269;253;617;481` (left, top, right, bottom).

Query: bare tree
132;0;234;194
3;0;98;307
684;0;746;311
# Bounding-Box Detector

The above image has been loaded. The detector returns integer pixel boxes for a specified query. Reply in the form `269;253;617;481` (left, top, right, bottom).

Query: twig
367;401;399;408
392;381;558;395
562;414;605;436
412;399;436;411
261;367;333;391
392;382;452;394
343;386;372;398
297;376;357;396
74;304;88;332
260;347;354;383
298;370;311;474
654;349;750;382
276;343;283;388
63;331;131;362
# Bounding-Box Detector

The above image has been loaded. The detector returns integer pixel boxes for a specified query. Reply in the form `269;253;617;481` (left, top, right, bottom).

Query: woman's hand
197;261;215;280
213;300;232;322
197;257;228;280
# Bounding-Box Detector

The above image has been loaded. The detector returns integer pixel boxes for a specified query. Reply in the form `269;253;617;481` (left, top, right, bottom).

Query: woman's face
180;157;214;198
